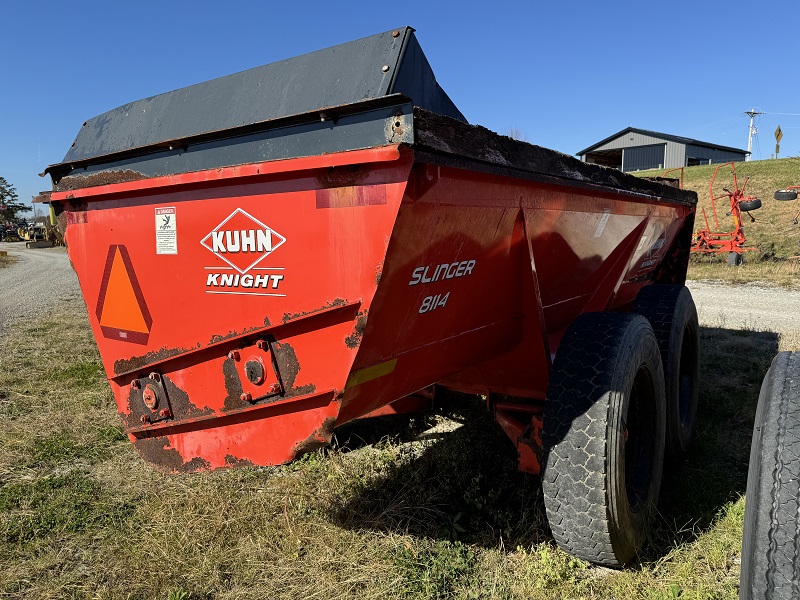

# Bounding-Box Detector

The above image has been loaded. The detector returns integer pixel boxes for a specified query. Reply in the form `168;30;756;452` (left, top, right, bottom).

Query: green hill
634;157;800;258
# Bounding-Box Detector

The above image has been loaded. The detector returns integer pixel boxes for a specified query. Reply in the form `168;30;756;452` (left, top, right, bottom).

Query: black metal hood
54;27;464;169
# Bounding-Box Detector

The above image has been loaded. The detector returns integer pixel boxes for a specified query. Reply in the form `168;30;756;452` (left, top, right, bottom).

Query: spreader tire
634;285;700;464
739;199;762;212
543;312;666;567
774;190;798;201
740;352;800;600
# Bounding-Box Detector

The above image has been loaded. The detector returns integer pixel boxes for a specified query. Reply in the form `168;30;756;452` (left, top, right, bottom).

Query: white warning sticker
155;207;177;255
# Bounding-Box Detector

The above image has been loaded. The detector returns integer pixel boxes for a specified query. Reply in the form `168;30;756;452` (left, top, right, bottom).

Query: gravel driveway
0;242;797;338
0;242;82;337
686;281;800;333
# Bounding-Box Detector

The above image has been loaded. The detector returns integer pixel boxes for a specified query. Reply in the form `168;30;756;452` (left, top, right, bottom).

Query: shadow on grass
645;325;778;560
329;389;547;549
328;325;778;559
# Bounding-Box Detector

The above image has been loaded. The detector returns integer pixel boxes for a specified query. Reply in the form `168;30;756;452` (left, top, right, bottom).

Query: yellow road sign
775;125;783;143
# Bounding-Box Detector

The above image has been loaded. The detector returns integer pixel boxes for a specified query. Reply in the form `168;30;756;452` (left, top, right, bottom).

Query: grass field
2;158;798;598
2;304;798;599
633;158;800;286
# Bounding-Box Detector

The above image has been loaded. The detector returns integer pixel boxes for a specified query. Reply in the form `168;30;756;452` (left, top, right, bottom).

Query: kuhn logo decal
201;208;286;297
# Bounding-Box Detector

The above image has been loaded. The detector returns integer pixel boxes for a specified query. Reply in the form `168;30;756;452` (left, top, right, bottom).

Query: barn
577;127;748;172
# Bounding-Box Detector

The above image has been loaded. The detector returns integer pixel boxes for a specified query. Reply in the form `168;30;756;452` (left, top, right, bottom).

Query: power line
696;115;744;131
744;108;765;161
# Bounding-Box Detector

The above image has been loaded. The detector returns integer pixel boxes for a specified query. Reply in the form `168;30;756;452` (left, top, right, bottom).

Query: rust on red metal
345;311;368;349
114;345;193;377
142;386;157;410
291;417;338;457
281;298;349;324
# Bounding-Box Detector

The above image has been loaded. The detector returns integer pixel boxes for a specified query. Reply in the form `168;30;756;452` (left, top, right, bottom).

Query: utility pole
745;108;765;161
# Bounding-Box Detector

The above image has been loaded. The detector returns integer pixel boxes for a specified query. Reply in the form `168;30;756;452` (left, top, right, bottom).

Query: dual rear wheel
542;285;699;567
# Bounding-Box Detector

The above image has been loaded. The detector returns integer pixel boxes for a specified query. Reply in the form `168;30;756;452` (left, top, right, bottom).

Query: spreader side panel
341;162;693;405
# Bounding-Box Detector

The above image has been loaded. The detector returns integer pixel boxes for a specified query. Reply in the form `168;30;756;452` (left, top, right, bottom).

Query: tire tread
543;312;664;566
741;352;800;599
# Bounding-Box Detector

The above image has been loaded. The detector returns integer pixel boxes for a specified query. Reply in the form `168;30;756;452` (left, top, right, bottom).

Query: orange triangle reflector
95;245;152;344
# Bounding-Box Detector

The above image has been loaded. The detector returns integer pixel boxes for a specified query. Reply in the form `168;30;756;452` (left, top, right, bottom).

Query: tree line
0;177;28;222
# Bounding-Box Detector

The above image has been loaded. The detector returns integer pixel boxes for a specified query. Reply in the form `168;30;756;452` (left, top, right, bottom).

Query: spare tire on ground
740;352;800;600
774;190;798;201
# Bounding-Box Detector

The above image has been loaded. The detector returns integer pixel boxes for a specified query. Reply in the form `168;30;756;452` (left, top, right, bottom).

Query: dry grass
778;329;800;353
0;304;786;599
0;253;14;268
687;255;800;288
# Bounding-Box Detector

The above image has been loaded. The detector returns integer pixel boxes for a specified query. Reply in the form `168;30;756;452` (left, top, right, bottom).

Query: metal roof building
576;127;748;173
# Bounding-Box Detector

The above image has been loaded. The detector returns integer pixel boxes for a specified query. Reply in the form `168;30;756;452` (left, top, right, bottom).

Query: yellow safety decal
345;358;397;389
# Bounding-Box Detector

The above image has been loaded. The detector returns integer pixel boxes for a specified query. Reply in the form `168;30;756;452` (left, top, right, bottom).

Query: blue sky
2;0;798;211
